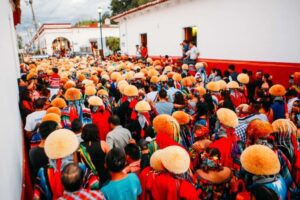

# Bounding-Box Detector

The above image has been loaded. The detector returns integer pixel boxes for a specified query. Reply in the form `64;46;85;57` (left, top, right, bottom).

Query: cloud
17;0;111;43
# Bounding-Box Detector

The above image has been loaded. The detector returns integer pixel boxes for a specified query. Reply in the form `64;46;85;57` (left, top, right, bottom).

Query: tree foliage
110;0;152;15
106;37;120;52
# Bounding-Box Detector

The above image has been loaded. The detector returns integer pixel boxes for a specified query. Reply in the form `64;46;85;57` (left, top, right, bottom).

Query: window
184;26;197;44
140;33;147;47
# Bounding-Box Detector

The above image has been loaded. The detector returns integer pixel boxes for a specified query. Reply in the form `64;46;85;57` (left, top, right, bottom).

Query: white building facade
32;23;120;56
113;0;300;63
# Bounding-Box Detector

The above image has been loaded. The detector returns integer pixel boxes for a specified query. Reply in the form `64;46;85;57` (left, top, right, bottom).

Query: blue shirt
167;87;181;102
155;102;174;115
101;173;142;200
271;101;285;121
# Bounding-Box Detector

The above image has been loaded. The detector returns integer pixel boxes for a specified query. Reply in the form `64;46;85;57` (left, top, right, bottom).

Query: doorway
140;33;147;47
184;26;197;44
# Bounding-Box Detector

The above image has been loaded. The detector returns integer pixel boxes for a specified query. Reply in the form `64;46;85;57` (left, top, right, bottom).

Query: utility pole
29;0;41;54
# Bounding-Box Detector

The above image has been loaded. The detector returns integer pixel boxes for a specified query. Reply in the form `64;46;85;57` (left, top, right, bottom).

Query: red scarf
140;112;151;138
48;159;64;199
156;133;182;149
69;105;79;122
129;98;139;120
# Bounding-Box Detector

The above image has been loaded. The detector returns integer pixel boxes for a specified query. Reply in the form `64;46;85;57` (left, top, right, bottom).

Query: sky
16;0;111;44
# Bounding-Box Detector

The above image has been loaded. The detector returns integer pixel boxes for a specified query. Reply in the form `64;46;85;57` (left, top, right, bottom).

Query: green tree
110;0;152;15
106;37;120;52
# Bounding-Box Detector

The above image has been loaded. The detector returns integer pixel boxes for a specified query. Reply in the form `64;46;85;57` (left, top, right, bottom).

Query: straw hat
182;64;189;70
160;146;190;174
195;86;206;96
46;107;61;116
134;72;145;79
237;73;249;84
77;74;86;82
51;98;67;109
123;85;138;97
153;114;180;139
85;85;96;96
217;80;227;90
269;84;286;96
135;101;151;113
246;119;273;139
42;113;61;124
88;96;103;106
64;80;76;90
206;81;220;92
227;81;239;89
164;66;172;72
65;88;81;101
240;144;280;175
150;76;160;84
150;149;165;171
27;72;37;80
148;69;159;77
111;72;122;81
195;62;207;70
172;73;182;82
101;74;110;81
172;111;191;125
189;76;196;84
159;75;168;82
181;77;193;87
97;89;109;96
44;129;79;159
272;119;297;136
216;108;238;128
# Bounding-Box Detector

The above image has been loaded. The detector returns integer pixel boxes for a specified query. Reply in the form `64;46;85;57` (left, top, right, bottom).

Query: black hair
150;84;158;91
222;91;236;111
34;98;45;109
196;101;209;118
21;74;27;82
61;163;83;192
228;64;235;71
158;89;168;99
223;70;230;77
108;115;121;126
286;88;297;97
242;69;248;74
81;123;99;142
20;89;31;101
40;88;50;97
105;148;126;172
39;121;57;139
174;91;185;105
215;69;222;77
203;93;215;113
251;184;279;200
167;79;174;87
52;68;58;74
250;101;261;112
71;119;83;133
125;143;141;161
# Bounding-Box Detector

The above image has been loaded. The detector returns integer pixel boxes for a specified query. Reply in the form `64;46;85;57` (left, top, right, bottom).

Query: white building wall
118;0;300;63
0;1;23;199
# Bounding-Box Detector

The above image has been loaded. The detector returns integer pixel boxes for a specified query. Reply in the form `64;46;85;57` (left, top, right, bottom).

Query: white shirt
24;110;46;132
186;46;199;60
144;91;158;102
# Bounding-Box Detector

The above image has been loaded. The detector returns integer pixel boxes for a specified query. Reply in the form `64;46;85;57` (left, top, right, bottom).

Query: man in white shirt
24;98;46;138
144;84;158;102
184;41;200;65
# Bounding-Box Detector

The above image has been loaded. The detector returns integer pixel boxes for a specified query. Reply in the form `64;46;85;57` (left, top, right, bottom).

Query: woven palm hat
160;146;190;174
240;144;280;175
159;75;168;82
181;77;193;87
227;81;240;89
42;113;61;124
237;73;250;84
97;89;109;97
110;72;122;81
150;149;165;171
153;114;180;139
85;85;97;96
64;80;76;90
206;81;220;92
88;96;103;106
148;69;159;77
216;108;238;128
172;111;191;125
123;85;139;97
217;80;227;90
246;119;273;139
51;98;67;109
195;62;207;70
46;107;61;116
164;66;172;72
272;119;297;136
77;73;86;82
101;74;110;81
172;73;182;82
44;129;79;159
195;86;207;96
135;100;151;113
134;72;145;79
269;84;286;96
65;88;81;101
150;76;160;84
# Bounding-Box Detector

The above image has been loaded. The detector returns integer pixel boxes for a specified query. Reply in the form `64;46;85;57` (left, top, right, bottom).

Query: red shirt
91;110;111;140
49;74;61;88
141;47;148;58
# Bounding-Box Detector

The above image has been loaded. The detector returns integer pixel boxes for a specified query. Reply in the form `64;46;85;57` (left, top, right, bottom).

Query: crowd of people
18;55;300;200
